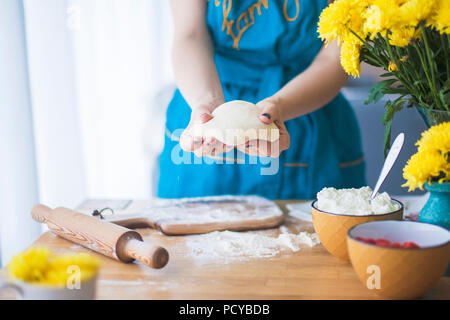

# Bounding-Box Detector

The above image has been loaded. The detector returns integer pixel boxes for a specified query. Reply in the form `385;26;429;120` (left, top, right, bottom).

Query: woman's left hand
237;97;290;157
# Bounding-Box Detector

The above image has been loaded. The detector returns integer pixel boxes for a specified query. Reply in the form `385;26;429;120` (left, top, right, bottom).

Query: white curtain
0;0;173;266
68;0;173;198
0;0;41;266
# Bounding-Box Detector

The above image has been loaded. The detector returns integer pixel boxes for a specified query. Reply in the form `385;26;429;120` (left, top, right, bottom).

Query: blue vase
419;182;450;276
419;182;450;230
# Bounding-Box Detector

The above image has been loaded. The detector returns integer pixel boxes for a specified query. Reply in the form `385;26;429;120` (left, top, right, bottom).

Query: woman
157;0;366;199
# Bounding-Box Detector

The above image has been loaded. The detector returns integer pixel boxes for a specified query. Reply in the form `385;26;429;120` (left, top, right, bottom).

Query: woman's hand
180;103;233;158
237;97;290;158
171;0;229;158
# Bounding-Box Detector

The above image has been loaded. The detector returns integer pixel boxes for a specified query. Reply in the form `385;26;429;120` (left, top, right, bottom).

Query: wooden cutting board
77;196;284;235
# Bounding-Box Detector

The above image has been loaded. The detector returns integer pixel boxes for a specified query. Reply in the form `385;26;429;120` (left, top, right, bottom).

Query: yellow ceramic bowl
311;199;403;260
347;220;450;299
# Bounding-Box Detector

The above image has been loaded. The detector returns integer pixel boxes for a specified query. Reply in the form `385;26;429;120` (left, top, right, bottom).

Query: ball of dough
190;100;279;146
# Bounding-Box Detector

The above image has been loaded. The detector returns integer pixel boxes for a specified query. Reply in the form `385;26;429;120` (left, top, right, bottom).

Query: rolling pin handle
31;204;53;223
123;239;169;269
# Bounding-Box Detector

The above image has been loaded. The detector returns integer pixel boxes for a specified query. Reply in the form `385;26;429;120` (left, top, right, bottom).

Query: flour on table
185;226;319;264
99;279;175;291
99;279;147;286
70;244;85;251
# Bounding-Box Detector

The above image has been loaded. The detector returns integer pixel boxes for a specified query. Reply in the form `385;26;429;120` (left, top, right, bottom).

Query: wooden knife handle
122;239;169;269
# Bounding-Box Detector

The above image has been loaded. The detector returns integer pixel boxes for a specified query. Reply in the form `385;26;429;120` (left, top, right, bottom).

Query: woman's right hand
180;104;233;158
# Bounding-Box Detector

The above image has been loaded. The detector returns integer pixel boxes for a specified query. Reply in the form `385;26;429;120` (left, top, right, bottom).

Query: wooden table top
1;200;449;300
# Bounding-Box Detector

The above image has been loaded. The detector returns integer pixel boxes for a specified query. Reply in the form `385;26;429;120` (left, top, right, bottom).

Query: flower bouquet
403;122;449;229
318;0;450;156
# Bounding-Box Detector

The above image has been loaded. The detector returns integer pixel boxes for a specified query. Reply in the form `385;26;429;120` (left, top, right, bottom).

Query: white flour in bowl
184;226;319;264
316;186;400;215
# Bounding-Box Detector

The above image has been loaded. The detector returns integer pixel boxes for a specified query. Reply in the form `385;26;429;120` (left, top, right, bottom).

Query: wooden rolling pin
31;204;169;269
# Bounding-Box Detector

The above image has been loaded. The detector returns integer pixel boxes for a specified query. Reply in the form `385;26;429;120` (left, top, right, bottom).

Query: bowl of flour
311;187;403;260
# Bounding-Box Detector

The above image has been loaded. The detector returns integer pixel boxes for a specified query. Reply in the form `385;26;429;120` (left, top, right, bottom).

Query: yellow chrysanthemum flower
7;247;53;284
340;42;362;77
318;0;369;45
8;247;100;287
318;0;446;78
403;122;450;191
402;151;449;190
318;0;349;44
417;122;450;154
388;61;398;72
318;0;371;77
389;26;420;47
364;0;402;37
398;0;438;27
428;0;450;34
49;254;100;284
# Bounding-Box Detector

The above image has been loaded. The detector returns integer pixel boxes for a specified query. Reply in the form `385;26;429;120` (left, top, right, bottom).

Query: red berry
356;237;420;248
402;241;420;248
375;238;391;247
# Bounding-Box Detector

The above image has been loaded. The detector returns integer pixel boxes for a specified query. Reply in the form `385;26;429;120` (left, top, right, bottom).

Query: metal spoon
371;133;405;200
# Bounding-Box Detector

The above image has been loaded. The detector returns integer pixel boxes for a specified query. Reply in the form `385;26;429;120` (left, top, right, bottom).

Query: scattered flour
185;227;319;264
70;244;85;251
99;279;147;286
99;279;173;291
316;186;400;215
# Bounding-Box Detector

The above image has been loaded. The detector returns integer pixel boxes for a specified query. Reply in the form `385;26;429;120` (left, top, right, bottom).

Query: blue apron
157;0;366;199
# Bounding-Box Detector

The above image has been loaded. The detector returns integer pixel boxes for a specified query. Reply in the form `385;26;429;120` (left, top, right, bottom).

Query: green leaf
382;99;406;157
438;91;447;107
442;90;450;105
361;57;381;68
413;79;427;86
365;79;398;105
383;119;393;158
383;87;410;95
442;78;450;91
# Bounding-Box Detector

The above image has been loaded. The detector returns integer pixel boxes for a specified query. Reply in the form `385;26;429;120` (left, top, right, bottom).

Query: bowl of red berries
347;220;450;299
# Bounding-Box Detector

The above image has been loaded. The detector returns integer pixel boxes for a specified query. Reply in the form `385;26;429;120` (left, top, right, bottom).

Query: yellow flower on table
8;247;100;287
7;247;52;284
